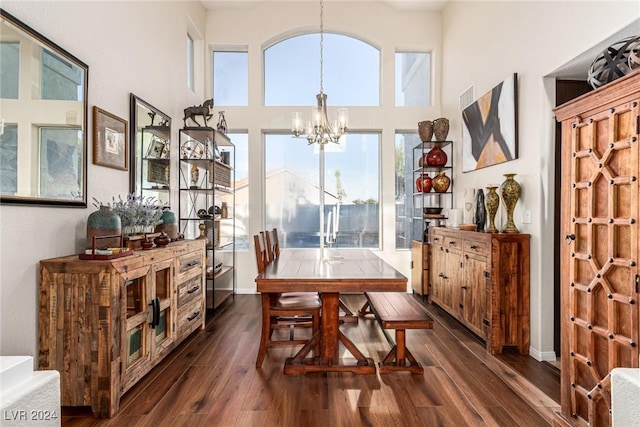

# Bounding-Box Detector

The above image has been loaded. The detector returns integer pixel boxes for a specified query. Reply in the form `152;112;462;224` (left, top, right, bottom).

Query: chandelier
291;0;348;145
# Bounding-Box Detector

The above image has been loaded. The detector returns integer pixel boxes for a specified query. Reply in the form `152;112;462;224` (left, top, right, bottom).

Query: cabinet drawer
177;299;204;338
432;235;460;250
463;239;489;256
177;250;204;280
177;274;203;309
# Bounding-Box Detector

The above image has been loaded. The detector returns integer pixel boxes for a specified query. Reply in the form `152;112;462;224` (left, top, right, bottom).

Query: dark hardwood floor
62;294;560;426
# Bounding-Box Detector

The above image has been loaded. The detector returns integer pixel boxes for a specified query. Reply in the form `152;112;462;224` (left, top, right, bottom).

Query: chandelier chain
319;0;324;94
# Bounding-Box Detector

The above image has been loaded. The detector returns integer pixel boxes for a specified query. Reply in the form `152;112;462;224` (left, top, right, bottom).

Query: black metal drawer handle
470;245;478;249
185;260;200;267
187;311;200;321
187;285;200;294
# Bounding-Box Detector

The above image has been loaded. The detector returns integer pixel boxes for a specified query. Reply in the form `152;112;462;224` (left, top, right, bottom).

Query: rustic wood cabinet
554;70;640;427
429;228;530;354
411;240;430;297
38;239;206;418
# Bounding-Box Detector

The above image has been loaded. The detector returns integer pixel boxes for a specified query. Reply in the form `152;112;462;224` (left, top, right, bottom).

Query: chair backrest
253;232;270;274
264;228;280;260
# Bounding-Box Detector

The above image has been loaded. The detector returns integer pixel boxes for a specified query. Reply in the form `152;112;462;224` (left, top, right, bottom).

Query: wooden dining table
255;248;407;375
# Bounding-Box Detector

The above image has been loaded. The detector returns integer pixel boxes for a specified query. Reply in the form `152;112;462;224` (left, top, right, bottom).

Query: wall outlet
522;210;532;224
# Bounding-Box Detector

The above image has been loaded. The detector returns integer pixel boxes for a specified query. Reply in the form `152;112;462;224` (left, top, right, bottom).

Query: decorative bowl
459;224;477;231
423;207;443;215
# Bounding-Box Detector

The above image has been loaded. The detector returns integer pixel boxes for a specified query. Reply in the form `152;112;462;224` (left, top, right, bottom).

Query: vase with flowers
94;193;168;239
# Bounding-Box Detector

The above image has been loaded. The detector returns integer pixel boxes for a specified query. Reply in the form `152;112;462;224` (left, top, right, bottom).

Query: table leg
284;292;375;375
320;293;340;365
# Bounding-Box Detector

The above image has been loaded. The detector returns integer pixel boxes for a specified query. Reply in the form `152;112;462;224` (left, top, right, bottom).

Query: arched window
264;33;380;106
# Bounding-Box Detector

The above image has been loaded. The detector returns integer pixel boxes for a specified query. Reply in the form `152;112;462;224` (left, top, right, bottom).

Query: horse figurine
183;98;214;127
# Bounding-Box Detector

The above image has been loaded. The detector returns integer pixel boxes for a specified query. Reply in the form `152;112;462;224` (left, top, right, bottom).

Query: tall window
187;34;194;90
395;52;431;106
264;33;380;106
226;132;249;249
394;131;421;249
213;51;248;106
265;133;380;249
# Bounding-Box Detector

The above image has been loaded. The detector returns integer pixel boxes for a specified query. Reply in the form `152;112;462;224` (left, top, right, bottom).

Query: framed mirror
0;9;88;207
129;94;171;205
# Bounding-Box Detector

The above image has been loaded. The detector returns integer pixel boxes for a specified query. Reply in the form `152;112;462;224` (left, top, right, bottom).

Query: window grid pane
265;133;380;248
187;34;194;90
213;51;248;106
395;52;431;106
264;33;380;106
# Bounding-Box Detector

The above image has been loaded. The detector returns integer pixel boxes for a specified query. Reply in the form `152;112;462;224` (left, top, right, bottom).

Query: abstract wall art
461;73;518;172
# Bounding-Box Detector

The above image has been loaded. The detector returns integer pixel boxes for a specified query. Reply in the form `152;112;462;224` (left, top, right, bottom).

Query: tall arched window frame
263;33;381;248
264;33;380;106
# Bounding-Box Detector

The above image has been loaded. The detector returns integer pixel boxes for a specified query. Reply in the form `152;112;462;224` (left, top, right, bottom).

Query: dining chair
253;232;321;368
265;227;358;323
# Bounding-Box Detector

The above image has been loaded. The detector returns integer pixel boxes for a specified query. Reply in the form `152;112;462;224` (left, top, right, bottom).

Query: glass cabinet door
151;259;174;350
123;267;151;369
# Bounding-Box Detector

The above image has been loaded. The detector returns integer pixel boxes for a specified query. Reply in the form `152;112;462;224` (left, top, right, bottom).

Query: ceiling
201;0;449;12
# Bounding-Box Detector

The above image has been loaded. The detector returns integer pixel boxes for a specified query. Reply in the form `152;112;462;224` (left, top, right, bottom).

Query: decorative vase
418;120;433;142
485;186;500;233
416;173;432;193
155;210;178;241
432;171;451;193
500;174;521;233
141;237;154;250
86;205;121;249
463;188;476;224
433;117;450;141
154;232;170;248
426;145;448;167
474;189;486;233
221;202;228;219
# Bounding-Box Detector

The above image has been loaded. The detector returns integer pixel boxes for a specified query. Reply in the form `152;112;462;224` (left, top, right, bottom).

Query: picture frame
93;106;128;170
461;73;518;172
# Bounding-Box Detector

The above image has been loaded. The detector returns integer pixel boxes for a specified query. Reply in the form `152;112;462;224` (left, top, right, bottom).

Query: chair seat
273;294;321;310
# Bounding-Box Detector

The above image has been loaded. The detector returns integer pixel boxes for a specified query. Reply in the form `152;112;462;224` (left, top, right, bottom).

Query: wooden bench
358;292;433;374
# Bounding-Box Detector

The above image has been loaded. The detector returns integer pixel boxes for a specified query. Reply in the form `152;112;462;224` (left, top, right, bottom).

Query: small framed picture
93;106;128;170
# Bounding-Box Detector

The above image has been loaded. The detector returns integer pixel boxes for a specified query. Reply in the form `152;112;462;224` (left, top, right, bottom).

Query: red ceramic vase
425;145;448;167
416;173;432;193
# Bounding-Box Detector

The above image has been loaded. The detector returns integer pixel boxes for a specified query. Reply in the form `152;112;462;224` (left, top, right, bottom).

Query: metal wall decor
587;35;640;89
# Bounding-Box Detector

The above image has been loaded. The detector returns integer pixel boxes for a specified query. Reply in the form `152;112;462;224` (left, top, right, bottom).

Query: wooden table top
255;249;407;293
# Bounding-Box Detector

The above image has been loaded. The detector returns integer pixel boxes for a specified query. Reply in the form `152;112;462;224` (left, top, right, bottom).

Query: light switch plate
522;210;532;224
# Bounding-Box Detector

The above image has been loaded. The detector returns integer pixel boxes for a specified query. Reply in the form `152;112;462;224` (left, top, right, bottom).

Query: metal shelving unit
178;127;235;312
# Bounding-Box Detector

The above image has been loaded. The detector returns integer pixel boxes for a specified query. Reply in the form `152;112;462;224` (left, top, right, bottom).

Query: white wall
2;0;638;363
440;1;639;360
205;1;443;294
0;1;206;358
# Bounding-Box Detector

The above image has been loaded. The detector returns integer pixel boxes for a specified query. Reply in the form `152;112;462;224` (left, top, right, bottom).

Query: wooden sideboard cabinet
411;240;430;297
429;227;530;354
38;239;205;418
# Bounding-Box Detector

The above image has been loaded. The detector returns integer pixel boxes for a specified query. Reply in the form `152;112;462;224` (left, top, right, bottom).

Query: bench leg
357;299;374;317
378;329;424;375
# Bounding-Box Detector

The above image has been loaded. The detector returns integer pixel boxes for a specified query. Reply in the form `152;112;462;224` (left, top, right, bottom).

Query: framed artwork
461;73;518;172
93;106;128;170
